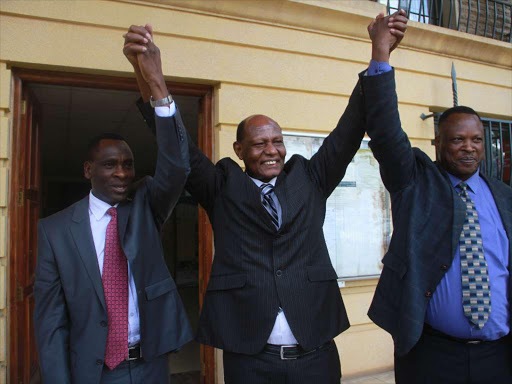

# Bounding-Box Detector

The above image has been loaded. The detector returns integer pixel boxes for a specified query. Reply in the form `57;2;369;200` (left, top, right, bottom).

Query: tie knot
458;182;468;191
107;207;117;217
260;183;274;196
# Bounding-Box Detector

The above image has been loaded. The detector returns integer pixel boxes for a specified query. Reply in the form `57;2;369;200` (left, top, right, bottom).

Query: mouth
111;185;129;194
459;157;477;164
262;160;278;166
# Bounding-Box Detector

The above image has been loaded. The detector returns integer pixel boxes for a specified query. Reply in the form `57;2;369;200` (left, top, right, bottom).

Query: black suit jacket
140;77;367;354
34;114;194;384
364;70;512;356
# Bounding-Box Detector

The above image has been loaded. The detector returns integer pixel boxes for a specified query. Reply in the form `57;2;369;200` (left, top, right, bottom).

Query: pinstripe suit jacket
364;70;512;356
139;77;367;354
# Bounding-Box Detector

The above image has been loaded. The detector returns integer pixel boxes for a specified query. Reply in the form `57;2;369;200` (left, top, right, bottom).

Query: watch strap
150;94;174;108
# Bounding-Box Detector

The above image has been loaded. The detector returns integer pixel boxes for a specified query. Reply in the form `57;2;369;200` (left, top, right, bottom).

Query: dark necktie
102;207;128;369
458;182;491;329
260;183;280;229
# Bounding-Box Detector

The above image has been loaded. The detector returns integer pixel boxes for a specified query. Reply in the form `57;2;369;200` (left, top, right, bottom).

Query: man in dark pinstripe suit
123;12;408;384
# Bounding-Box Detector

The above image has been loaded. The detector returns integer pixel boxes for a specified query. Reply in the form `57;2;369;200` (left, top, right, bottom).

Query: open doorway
9;69;214;384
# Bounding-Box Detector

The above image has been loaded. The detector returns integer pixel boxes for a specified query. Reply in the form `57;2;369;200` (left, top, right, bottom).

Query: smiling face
233;115;286;182
435;113;484;181
84;139;135;205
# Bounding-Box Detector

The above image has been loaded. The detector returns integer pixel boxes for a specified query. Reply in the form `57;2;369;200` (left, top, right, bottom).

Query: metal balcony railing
383;0;512;42
481;118;512;186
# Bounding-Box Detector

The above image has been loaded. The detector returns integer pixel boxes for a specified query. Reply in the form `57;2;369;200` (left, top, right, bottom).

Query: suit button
276;270;283;277
100;321;107;327
425;291;433;298
441;264;448;271
96;359;103;365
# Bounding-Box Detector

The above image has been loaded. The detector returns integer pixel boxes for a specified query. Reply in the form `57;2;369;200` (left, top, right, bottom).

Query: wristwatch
150;94;174;107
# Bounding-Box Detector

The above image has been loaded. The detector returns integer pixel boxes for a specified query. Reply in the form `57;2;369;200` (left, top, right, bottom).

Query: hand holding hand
367;10;408;62
123;24;168;100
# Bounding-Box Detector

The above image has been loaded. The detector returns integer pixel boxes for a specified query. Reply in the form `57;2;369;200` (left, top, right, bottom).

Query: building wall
0;0;511;382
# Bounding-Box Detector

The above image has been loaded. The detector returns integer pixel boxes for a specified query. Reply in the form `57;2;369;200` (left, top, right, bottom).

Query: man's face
435;113;484;181
233;115;286;182
84;139;135;205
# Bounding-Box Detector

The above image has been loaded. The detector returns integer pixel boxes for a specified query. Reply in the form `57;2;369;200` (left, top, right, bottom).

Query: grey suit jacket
364;70;512;356
34;114;193;384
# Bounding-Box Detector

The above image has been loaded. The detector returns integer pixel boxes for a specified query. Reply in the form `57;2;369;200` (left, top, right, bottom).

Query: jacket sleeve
34;221;71;384
137;99;218;214
307;78;366;198
361;69;416;193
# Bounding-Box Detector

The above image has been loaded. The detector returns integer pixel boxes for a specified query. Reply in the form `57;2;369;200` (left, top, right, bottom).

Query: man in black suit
123;13;407;383
34;40;193;384
365;15;512;384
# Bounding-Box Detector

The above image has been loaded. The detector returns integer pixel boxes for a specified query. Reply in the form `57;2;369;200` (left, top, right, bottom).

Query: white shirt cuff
155;102;176;117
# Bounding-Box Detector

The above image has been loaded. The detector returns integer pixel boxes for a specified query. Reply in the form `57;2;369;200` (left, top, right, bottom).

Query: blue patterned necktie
458;182;491;329
260;183;280;229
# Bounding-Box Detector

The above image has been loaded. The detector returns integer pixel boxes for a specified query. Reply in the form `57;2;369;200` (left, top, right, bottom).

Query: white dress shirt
156;104;298;345
88;191;140;346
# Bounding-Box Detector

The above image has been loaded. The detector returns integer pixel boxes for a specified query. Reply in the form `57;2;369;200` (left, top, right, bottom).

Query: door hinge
21;99;27;115
17;189;24;207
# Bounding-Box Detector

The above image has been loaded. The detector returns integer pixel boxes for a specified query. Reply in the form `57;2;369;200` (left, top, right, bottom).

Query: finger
123;42;147;54
390;29;405;38
375;12;385;20
390;15;409;24
123;32;149;45
145;24;154;41
389;22;408;32
127;25;151;39
367;20;376;33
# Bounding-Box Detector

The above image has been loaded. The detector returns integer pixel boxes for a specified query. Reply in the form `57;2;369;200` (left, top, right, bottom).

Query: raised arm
124;25;219;214
34;221;71;384
308;11;408;198
363;11;415;193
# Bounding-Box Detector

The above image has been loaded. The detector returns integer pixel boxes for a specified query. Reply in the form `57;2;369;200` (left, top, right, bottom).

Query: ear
84;161;92;180
233;141;243;160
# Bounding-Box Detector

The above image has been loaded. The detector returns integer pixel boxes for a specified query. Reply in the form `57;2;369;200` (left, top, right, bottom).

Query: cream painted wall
0;0;511;382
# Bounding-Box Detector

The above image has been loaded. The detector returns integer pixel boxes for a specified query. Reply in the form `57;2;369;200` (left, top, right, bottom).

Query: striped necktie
260;183;280;229
458;182;491;329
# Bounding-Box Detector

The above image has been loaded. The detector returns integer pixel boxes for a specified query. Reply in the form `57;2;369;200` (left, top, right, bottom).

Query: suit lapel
69;196;106;311
245;174;278;232
116;199;134;260
482;173;512;265
437;164;466;257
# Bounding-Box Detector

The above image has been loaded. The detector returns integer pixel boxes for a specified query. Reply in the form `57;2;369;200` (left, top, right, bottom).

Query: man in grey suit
34;41;193;384
123;12;407;384
365;14;512;384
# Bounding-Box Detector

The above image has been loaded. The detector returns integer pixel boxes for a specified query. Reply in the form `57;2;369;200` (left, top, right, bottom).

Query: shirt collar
447;170;481;195
248;175;277;188
88;191;118;221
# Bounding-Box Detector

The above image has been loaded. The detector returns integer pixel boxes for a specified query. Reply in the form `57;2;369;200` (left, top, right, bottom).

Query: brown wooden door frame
8;68;215;384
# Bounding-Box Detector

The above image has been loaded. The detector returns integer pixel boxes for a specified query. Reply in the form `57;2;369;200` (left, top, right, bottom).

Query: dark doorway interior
29;83;201;380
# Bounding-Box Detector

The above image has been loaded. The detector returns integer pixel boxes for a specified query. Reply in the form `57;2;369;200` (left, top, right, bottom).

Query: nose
461;140;476;152
113;165;129;179
265;143;278;155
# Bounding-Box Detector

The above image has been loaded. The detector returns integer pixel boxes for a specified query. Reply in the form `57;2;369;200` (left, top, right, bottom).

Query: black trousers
223;341;341;384
395;327;512;384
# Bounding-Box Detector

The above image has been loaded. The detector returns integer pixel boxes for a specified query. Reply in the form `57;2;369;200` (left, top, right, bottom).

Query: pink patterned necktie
102;207;128;370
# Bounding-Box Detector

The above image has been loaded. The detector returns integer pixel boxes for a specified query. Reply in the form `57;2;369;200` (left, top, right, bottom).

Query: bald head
236;115;280;143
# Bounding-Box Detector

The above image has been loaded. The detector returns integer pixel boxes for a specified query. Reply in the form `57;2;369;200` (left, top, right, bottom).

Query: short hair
86;133;127;161
236;118;247;142
438;106;482;129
